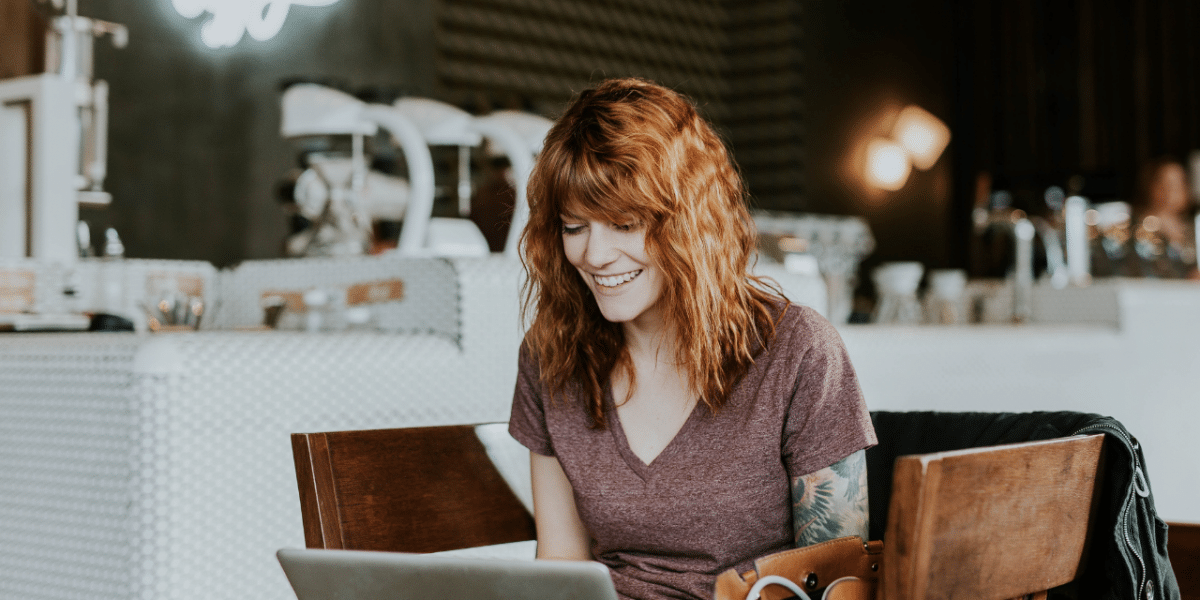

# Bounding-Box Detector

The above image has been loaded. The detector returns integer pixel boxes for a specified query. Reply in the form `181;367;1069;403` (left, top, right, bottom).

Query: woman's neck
622;315;674;363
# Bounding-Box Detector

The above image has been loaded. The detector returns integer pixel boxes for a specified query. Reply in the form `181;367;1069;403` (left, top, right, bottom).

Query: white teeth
594;270;642;288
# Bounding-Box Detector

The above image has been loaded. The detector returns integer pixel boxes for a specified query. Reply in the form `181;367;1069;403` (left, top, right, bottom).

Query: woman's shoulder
516;335;544;377
515;334;586;402
769;301;845;352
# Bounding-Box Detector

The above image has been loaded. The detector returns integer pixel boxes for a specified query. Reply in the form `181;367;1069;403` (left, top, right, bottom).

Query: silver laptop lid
277;548;619;600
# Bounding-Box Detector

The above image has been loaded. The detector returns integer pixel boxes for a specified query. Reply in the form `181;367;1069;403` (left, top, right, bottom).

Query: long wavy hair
520;78;784;427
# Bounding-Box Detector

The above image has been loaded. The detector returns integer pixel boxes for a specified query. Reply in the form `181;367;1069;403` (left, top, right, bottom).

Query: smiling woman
558;217;662;328
509;78;877;600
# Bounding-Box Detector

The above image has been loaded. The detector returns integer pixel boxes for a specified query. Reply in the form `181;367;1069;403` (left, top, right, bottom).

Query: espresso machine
0;0;126;262
279;83;553;258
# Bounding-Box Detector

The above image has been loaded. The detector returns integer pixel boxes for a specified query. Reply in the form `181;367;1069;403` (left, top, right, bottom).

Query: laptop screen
277;547;618;600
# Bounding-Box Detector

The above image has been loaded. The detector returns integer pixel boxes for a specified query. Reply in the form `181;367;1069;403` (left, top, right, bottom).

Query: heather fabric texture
509;304;877;600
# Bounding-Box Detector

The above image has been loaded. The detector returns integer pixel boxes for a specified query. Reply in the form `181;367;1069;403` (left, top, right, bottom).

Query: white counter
0;257;527;600
840;279;1200;524
0;271;1194;600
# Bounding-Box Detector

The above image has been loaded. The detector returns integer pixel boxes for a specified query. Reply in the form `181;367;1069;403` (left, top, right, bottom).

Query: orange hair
520;78;783;427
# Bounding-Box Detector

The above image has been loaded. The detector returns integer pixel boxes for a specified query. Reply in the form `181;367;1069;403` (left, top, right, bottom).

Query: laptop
277;547;619;600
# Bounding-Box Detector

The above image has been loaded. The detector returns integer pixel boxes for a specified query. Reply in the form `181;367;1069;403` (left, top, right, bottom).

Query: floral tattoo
791;449;869;547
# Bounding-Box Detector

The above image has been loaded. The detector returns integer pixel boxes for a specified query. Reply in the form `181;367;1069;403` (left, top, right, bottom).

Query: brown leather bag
713;536;884;600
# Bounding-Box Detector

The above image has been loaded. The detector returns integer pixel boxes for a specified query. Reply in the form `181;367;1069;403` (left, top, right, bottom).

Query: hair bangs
553;147;658;227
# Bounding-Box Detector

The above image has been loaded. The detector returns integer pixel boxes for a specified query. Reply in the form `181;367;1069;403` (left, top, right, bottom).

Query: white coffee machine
0;0;126;262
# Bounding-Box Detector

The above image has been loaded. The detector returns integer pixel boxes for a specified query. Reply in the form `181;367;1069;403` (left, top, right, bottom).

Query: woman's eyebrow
561;206;598;220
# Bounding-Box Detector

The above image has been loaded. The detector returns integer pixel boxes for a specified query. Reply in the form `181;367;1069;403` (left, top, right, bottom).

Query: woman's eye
611;222;639;232
561;223;585;235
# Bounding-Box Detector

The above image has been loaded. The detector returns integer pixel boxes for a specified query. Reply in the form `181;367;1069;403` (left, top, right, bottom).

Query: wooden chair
290;424;536;553
882;433;1106;600
1168;521;1200;600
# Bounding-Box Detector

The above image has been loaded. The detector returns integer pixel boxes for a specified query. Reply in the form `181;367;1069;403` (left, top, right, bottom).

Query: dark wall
803;0;1200;278
0;0;45;78
950;0;1200;199
948;0;1200;276
80;0;436;266
802;0;956;273
24;0;963;269
82;0;807;266
40;0;1200;271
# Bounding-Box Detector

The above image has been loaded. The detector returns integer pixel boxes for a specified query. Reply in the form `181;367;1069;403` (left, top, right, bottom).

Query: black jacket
866;410;1180;600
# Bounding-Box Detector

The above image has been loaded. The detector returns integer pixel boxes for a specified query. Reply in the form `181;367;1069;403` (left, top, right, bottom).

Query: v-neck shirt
607;385;702;475
509;304;876;600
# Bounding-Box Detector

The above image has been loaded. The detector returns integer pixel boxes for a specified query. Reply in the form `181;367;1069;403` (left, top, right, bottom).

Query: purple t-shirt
509;304;876;600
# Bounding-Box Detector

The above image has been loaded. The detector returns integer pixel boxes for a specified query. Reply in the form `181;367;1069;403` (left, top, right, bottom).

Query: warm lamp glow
865;138;911;191
892;105;951;170
172;0;341;49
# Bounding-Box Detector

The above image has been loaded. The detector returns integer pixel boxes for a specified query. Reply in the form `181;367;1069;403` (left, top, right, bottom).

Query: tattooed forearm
791;449;869;547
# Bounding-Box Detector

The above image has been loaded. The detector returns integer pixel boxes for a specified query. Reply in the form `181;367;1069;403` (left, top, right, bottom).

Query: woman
508;78;876;600
1131;157;1198;279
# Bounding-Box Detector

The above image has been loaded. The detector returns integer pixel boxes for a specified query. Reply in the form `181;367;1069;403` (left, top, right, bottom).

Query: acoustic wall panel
435;0;806;209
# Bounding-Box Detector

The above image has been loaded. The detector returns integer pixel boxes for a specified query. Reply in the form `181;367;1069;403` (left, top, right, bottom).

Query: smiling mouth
593;270;643;288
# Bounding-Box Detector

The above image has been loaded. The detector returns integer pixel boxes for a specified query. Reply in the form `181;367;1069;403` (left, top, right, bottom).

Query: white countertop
0;273;1195;600
838;278;1200;523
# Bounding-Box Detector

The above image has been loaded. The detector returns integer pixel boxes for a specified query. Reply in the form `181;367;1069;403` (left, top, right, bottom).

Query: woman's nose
583;224;619;267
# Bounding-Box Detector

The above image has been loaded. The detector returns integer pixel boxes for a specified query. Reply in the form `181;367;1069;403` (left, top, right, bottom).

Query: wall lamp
865;104;951;191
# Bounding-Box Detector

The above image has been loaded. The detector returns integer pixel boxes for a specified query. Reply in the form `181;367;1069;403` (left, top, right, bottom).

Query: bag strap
742;574;872;600
713;536;884;600
822;576;874;600
744;575;813;600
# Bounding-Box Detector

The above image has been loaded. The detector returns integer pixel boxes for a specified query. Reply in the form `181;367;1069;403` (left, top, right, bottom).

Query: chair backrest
290;424;536;553
1167;521;1200;600
882;433;1106;600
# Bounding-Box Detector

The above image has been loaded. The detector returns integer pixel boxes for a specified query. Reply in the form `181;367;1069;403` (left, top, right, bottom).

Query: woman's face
561;213;665;332
1149;163;1190;215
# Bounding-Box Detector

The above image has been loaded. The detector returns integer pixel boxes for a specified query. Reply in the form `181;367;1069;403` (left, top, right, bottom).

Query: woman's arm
791;449;869;547
530;451;592;560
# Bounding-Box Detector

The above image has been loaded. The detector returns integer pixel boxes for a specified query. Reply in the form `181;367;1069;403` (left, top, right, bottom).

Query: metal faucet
1064;195;1091;286
974;187;1088;322
974;206;1037;322
1030;216;1069;288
